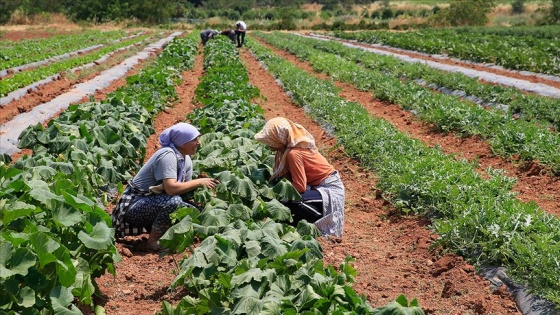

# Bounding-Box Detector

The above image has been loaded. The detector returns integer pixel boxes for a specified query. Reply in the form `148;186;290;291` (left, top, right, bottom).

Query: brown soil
0;29;80;41
7;28;558;314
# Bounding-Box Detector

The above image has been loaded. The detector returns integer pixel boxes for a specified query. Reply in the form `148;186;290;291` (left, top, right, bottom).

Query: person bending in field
234;20;247;47
221;29;236;44
254;117;345;237
200;29;219;46
111;123;219;251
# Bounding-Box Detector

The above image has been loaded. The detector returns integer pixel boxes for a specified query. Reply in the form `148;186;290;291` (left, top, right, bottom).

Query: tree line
0;0;378;24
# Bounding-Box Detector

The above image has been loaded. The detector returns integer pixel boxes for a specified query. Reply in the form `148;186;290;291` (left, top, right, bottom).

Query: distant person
221;29;236;43
111;123;219;251
235;20;247;47
254;117;345;237
200;29;219;46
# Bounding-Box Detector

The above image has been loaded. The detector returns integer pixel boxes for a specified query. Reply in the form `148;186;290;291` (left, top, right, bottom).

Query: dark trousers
283;189;323;226
235;30;245;47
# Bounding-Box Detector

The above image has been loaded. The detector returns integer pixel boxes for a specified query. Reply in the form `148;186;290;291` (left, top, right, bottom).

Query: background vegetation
0;0;558;29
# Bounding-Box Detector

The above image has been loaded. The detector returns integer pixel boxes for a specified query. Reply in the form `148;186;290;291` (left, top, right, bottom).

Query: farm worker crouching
221;29;236;44
200;29;219;46
254;117;345;237
111;123;219;251
234;20;247;47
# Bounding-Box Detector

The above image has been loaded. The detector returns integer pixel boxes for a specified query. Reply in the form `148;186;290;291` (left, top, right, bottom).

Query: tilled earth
5;28;560;314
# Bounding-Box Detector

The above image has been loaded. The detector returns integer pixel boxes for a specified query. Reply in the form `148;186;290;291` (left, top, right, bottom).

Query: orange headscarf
254;117;317;180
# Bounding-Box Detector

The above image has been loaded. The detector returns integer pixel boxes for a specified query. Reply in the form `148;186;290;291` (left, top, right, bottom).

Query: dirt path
251;37;560;218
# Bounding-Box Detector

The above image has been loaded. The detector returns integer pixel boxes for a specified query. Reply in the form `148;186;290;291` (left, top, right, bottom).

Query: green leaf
297;285;322;311
372;295;425;315
27;180;63;207
0;243;36;278
199;208;230;228
231;296;264;315
227;203;252;221
264;199;292;222
78;222;112;250
244;240;261;260
62;191;95;212
16;286;36;307
272;179;301;201
54;247;77;287
50;286;82;315
160;216;195;253
52;205;83;227
1;201;36;226
29;232;60;268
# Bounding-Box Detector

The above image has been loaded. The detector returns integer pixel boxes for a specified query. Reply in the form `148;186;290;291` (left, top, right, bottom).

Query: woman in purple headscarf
111;123;219;251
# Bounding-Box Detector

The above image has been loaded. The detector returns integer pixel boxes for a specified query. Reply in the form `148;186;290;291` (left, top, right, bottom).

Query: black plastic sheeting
480;266;558;315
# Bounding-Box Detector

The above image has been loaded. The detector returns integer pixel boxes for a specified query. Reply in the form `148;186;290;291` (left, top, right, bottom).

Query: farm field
2;26;560;315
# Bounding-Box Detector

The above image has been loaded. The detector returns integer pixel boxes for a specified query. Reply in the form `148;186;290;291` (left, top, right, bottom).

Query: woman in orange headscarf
255;117;345;237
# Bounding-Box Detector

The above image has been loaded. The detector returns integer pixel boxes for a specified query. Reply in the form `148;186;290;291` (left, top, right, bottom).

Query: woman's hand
196;177;220;190
163;177;220;195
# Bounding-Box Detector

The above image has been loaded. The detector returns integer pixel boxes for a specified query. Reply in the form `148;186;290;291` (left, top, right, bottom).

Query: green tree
441;0;495;26
511;0;525;14
550;0;560;23
0;0;21;23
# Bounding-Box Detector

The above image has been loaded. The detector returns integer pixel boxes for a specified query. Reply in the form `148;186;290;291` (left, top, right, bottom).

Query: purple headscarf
158;123;200;182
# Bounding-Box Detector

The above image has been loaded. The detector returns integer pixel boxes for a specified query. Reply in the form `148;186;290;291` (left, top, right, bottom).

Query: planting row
331;27;560;76
254;31;560;175
246;37;560;305
0;33;198;314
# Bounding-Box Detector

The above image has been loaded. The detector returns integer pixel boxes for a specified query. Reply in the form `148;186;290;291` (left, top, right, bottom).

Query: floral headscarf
254;117;316;180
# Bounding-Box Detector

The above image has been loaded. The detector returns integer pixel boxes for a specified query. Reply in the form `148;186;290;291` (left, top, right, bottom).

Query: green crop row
332;28;560;76
0;33;198;314
254;31;560;175
247;37;560;305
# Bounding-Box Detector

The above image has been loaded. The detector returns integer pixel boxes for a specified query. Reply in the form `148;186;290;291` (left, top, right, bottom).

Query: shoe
145;243;165;253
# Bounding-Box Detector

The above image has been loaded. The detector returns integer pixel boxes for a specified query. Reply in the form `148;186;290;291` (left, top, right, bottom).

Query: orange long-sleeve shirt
285;147;335;193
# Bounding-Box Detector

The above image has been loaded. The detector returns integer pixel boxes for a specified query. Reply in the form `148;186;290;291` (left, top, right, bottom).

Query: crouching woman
111;123;219;251
254;117;345;237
